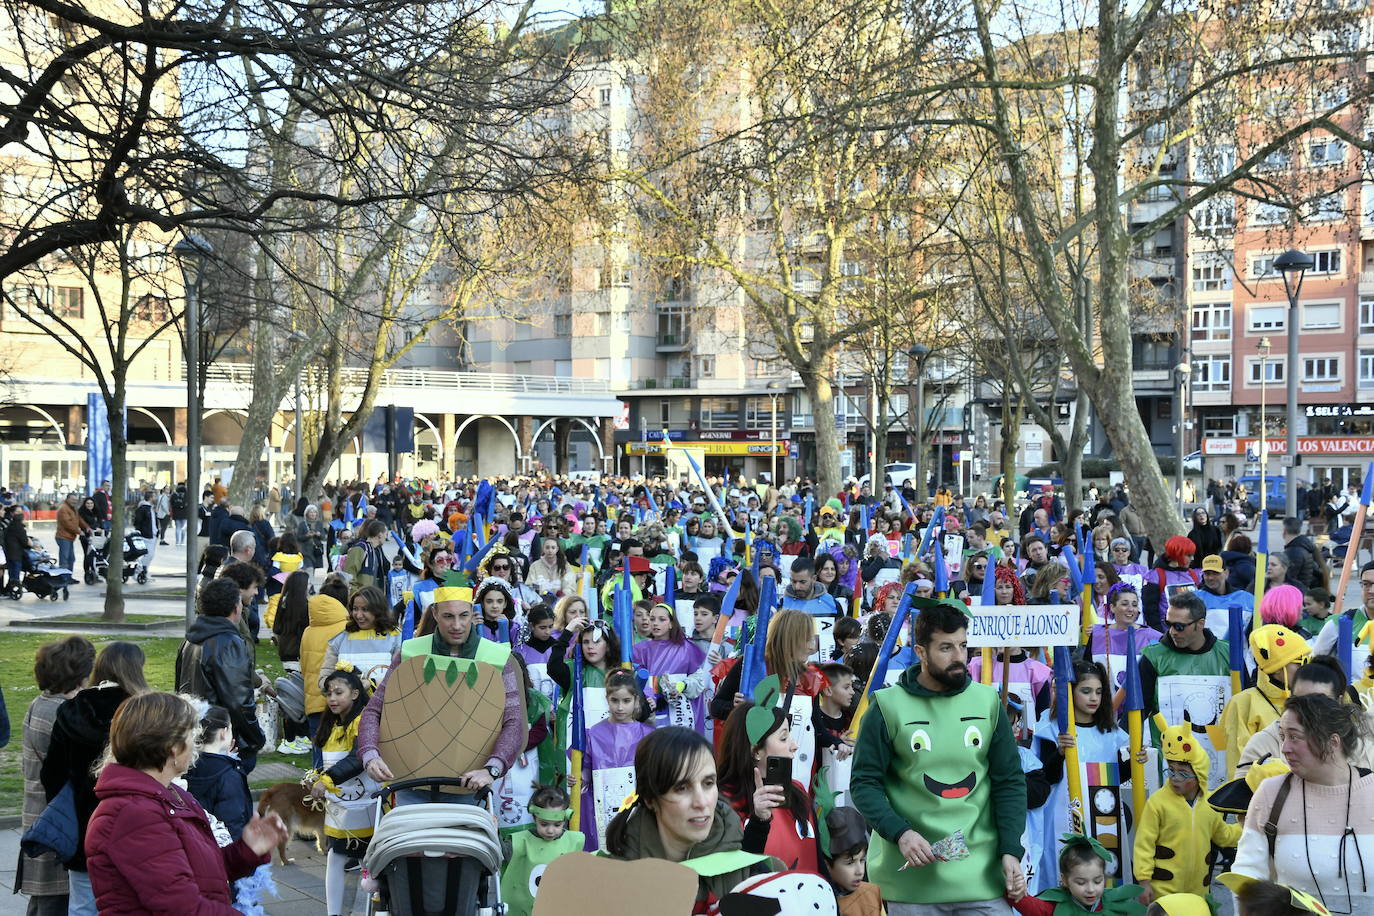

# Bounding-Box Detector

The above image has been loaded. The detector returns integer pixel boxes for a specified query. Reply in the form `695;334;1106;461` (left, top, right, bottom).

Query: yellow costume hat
1148;894;1217;916
431;586;474;605
1249;625;1311;678
1217;873;1332;915
1153;713;1212;786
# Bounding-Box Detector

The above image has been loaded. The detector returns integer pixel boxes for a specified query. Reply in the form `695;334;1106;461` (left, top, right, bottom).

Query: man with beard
851;597;1028;914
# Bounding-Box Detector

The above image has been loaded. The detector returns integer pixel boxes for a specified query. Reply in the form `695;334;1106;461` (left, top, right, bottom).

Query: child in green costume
1011;834;1146;915
499;786;585;916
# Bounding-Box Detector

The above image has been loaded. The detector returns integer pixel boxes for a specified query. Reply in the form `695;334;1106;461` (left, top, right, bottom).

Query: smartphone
764;755;790;788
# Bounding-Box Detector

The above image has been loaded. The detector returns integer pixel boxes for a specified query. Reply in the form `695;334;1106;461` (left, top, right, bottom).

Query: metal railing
180;362;612;394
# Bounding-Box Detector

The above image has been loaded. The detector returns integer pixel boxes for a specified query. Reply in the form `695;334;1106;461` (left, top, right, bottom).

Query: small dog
256;781;326;865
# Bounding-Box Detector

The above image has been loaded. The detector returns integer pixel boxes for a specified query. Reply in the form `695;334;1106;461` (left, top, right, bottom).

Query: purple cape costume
631;637;707;734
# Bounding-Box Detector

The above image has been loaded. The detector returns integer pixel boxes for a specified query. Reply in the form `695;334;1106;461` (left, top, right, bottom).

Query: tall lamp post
766;381;784;485
1274;249;1313;519
1258;336;1272;516
907;344;930;496
1175;360;1191;515
173;235;212;630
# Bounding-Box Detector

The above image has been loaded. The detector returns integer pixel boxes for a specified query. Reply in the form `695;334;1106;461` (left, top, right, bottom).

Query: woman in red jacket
84;692;288;915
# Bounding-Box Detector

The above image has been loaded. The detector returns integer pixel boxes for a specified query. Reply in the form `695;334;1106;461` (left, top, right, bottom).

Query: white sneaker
277;738;310;755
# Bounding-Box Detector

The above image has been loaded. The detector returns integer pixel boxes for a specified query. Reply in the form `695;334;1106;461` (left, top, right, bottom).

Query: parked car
857;463;918;490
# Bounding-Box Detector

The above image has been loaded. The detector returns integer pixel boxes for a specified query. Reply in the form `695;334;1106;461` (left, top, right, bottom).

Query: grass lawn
31;613;185;625
0;632;302;816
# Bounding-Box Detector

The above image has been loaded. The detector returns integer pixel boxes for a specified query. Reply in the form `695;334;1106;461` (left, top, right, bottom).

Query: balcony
636;377;694;389
1360;271;1374;294
655;332;690;353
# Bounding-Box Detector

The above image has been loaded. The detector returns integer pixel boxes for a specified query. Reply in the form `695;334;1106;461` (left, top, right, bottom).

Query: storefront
621;429;789;481
1200;435;1374;490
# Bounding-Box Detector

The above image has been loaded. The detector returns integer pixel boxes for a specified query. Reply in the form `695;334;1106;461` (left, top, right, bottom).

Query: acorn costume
1132;716;1240;899
499;804;585;916
1219;625;1309;777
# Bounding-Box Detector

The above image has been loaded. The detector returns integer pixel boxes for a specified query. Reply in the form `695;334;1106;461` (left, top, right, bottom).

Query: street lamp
1274;248;1314;519
173;234;212;630
1175;361;1191;515
907;344;930;495
1258;336;1272;516
766;381;784;485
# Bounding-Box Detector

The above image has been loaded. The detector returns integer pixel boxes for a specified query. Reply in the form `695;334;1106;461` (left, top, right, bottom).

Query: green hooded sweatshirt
850;663;1026;905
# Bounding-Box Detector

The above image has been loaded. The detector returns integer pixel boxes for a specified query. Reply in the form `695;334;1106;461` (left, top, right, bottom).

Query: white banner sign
967;604;1080;648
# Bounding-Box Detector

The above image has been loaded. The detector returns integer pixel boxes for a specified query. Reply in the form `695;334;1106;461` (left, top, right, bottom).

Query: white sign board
967;604;1081;648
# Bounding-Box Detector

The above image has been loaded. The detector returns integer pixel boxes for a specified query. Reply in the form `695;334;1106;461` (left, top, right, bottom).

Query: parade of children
21;470;1373;916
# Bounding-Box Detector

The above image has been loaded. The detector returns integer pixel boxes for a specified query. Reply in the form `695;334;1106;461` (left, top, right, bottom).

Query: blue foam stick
933;537;949;595
917;506;945;558
1053;646;1076;734
865;582;917;696
1124;626;1143;711
980;554;996;605
804;495;814;528
1061;544;1083;594
1362;462;1374;506
1228;604;1248;690
664;565;676;605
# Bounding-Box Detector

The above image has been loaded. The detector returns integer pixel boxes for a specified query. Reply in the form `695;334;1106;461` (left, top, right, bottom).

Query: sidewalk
0;823;371;915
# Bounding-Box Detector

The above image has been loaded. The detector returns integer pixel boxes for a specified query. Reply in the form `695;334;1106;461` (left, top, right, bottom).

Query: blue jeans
67;869;97;916
56;538;74;574
307;713;323;770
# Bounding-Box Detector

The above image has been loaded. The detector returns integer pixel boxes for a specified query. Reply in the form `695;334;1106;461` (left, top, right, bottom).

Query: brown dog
256;782;326;865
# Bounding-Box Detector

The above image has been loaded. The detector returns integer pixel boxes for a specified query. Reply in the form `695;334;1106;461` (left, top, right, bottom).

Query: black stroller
6;546;72;601
89;528;148;584
363;779;505;916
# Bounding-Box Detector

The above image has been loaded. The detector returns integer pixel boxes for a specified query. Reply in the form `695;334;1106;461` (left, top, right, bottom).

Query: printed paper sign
779;555;797;582
967;604;1081;648
1156;674;1230;790
694;544;721;565
592;766;636;849
787;694;816;789
944;535;965;575
809;614;836;664
674;599;696;632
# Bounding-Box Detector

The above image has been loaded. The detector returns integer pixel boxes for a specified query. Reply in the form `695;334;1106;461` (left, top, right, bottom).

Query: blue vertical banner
86;392;111;495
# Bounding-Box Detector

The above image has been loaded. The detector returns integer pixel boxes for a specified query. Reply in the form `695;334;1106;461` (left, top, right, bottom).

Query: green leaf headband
1059;832;1111;864
745;673;795;746
528;803;573;822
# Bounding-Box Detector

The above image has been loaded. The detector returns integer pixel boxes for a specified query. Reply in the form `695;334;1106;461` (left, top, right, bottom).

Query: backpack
171;490;187;514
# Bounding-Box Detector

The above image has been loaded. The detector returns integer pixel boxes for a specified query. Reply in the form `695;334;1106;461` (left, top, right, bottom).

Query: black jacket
184;751;253;840
1283;535;1323;591
40;683;130;870
176;615;265;754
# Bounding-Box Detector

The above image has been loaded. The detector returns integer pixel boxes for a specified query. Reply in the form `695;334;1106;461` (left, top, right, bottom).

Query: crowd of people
12;468;1372;916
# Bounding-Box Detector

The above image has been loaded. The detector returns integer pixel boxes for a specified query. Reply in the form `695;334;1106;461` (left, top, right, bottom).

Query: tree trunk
873;388;889;483
104;386;127;622
999;390;1024;503
806;354;842;499
227;270;283;507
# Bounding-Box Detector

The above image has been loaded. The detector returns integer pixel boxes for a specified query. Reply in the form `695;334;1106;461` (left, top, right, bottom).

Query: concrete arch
454;414;522;477
10;405;65;443
414;412;444;469
454;414;521;454
128;407;173;445
530;416;607;462
201;409;248;447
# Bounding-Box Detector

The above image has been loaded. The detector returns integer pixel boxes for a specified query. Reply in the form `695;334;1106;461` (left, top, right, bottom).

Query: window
1252;201;1289;225
1191;303;1232;340
791;266;818;293
698;355;715;378
1303;357;1340;382
613;311;630;334
599;86;612;106
658;400;672;427
1306;193;1344;222
1248;305;1287;332
1142;121;1168;145
52;286;83;319
700;396;736;429
1361;299;1374;332
1194;356;1232;392
609;264;631;287
745;397;780;427
1194;144;1235;182
592;311;609;335
1203;415;1237;437
1311;249;1342;274
554;313;571;337
1195;197;1235;234
1248;359;1285;383
1251;254;1278;278
1257;148;1292;172
1360;349;1374;389
1302;302;1341;330
554;359;572;378
1191;255;1233;291
129;295;168;323
1310;137;1345;166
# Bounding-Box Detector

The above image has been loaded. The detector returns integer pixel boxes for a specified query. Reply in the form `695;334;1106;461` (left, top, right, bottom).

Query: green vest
1141;636;1230;746
500;828;585;916
1037;885;1148;916
868;680;1006;905
400;633;511;668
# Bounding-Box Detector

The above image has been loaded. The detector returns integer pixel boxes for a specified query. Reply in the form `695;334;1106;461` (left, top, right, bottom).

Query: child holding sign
583;670;654;850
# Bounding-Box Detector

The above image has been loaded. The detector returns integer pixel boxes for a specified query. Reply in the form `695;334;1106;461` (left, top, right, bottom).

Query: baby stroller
363;778;505;916
89;528;148;585
19;546;72;601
